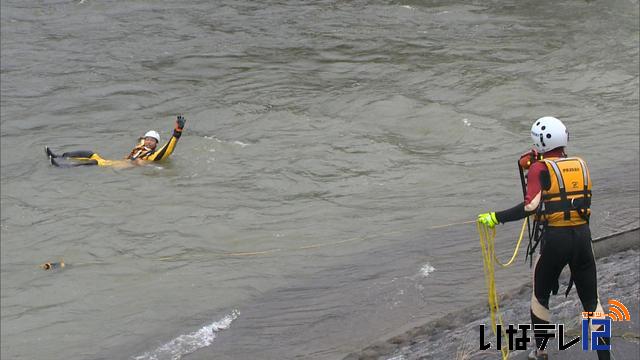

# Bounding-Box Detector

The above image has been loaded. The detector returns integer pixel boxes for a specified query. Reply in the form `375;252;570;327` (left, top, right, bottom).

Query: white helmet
530;116;568;153
144;130;160;143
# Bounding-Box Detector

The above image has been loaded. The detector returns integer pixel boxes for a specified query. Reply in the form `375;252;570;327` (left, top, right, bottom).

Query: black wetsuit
494;153;609;359
50;150;100;166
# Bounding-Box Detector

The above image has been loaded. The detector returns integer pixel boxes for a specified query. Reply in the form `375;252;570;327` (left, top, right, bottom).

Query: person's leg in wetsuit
46;147;98;167
46;148;95;159
530;226;610;360
569;225;610;360
530;228;570;357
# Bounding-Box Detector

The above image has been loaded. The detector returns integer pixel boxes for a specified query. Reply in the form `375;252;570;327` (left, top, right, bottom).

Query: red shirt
524;148;566;206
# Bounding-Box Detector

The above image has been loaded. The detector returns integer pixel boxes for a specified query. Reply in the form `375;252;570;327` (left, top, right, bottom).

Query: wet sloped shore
345;228;639;360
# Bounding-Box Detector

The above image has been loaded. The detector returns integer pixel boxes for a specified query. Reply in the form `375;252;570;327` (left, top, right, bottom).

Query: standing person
477;116;609;360
46;115;186;168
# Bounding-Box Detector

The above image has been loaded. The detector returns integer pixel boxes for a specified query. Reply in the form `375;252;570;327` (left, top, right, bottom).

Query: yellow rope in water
428;219;477;229
46;218;490;266
477;217;529;360
153;220;481;262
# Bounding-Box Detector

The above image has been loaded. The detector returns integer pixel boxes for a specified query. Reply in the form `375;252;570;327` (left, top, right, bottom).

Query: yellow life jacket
539;157;592;227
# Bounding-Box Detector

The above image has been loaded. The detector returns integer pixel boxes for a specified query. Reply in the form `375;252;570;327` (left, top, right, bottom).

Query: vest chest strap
543;197;591;214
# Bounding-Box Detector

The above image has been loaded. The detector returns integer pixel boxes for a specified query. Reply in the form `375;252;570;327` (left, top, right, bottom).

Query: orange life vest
127;145;154;160
539;157;592;227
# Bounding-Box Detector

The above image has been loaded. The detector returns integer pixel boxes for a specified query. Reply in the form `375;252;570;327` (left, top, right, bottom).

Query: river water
1;1;638;359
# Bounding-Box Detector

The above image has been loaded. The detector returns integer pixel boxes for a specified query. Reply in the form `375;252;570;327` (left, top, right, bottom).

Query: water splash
419;263;436;277
134;310;240;360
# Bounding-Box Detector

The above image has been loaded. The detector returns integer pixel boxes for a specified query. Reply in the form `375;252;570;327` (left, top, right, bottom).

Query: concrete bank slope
511;298;639;360
344;228;639;360
512;227;640;360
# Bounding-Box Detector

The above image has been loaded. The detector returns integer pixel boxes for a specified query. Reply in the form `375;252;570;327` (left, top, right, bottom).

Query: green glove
477;212;499;228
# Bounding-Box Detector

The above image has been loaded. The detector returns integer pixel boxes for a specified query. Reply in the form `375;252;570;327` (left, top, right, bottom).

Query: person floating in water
46;115;186;168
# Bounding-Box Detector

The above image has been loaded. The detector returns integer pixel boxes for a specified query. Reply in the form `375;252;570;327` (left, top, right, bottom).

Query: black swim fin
45;146;58;158
49;154;60;167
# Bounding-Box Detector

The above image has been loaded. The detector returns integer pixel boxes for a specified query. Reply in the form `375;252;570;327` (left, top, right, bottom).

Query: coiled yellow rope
477;217;528;360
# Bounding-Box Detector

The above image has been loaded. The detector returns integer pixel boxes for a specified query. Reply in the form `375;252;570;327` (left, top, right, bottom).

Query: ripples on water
1;0;638;359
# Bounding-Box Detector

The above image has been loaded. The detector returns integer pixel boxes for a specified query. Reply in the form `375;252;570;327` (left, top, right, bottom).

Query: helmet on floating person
143;130;160;143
